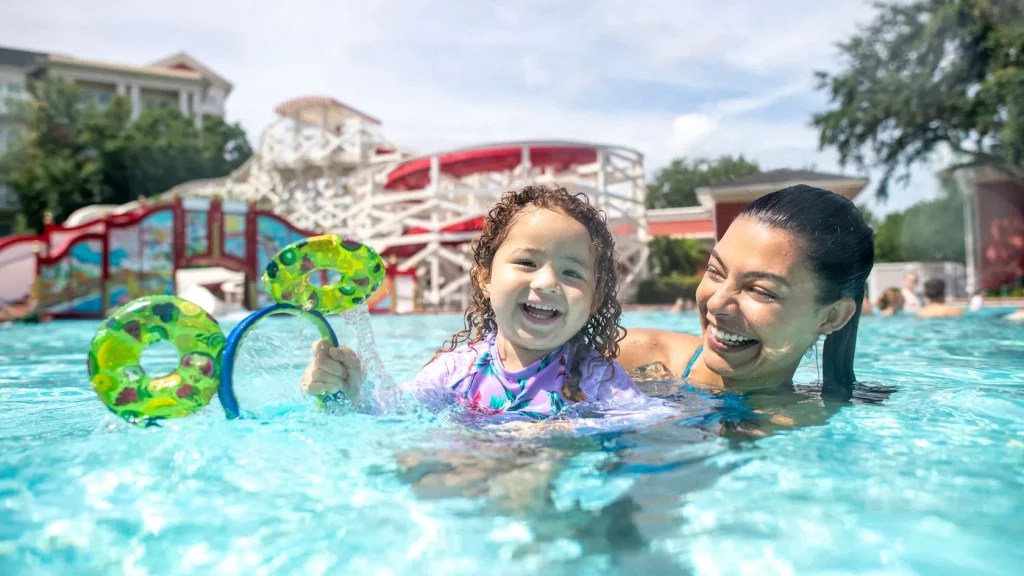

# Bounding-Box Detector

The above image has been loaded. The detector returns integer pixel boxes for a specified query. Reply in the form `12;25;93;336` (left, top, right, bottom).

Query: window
142;96;173;110
0;183;15;211
79;89;112;109
0;127;22;155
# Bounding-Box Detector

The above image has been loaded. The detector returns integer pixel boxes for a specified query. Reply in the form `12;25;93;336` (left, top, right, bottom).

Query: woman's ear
819;297;858;336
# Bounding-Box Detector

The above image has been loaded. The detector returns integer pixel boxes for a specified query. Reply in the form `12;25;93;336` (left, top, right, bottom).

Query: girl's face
484;207;597;366
695;217;853;387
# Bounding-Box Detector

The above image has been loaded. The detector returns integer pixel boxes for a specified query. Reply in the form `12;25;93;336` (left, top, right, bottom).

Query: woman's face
695;217;850;386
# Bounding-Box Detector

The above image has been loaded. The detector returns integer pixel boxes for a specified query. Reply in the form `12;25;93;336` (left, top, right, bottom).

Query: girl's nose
531;264;561;293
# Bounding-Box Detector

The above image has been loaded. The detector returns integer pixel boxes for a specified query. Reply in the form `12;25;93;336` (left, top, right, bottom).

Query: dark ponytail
740;185;874;399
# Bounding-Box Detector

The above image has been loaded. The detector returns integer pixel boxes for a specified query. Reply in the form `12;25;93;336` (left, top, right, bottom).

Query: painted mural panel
38;259;69;312
107;210;175;310
40;238;103;313
68;240;104;313
107;223;140;310
256;216;312;307
223;213;247;261
186;211;209;257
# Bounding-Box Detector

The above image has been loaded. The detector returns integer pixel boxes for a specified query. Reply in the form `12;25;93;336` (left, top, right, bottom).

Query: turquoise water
2;308;1023;575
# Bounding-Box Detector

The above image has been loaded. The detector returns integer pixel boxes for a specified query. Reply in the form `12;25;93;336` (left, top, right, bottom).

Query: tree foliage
646;156;760;209
813;0;1024;199
864;177;965;263
647;236;710;277
0;77;253;231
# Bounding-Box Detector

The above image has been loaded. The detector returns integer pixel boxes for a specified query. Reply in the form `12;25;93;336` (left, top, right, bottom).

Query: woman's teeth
523;303;558;319
710;325;755;345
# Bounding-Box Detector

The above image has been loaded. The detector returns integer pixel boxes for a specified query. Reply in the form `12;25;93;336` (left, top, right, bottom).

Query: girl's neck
493;333;562;371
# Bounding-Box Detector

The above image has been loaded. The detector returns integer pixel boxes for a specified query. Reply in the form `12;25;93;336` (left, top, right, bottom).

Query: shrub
636;273;703;304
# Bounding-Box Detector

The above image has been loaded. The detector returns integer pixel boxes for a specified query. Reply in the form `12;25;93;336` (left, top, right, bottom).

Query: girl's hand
300;339;365;404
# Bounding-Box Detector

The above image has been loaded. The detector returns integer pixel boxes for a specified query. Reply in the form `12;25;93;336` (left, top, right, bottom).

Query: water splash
332;304;400;412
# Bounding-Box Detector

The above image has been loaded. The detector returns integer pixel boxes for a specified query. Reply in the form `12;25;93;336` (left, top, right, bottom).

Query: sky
1;0;949;214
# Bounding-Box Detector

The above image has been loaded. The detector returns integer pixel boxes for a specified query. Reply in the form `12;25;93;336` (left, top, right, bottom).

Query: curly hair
435;184;625;402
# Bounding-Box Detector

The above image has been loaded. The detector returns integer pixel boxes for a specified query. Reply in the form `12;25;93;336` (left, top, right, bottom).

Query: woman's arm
617;328;703;375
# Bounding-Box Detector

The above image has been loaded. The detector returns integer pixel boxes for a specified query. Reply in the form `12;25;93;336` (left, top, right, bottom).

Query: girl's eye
564;270;584;279
514;259;535;267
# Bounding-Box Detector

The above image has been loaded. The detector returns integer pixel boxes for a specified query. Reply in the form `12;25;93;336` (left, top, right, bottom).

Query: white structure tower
173;96;649;308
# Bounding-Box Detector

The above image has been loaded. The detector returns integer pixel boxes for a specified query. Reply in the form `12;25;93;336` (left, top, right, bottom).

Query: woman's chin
703;334;762;375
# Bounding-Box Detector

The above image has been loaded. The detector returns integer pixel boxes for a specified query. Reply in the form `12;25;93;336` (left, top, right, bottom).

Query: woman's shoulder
616;327;703;375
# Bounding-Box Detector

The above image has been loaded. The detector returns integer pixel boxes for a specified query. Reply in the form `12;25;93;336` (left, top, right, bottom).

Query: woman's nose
706;284;737;316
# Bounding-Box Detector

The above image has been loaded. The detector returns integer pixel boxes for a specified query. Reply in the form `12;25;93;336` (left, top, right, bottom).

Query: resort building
0;45;232;235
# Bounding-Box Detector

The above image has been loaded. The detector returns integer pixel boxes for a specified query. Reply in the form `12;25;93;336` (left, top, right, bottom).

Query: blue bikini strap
682;345;703;378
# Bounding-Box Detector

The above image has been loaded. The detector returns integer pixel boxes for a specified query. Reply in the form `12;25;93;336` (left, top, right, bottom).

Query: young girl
301;185;641;419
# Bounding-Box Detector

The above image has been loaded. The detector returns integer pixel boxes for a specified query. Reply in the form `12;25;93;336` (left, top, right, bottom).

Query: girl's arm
301;339;462;413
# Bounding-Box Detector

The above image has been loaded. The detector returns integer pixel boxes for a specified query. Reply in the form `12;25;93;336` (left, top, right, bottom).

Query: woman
618;185;874;410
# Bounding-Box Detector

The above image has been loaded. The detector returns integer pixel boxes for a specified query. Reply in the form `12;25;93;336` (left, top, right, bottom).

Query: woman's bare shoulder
617;328;703;374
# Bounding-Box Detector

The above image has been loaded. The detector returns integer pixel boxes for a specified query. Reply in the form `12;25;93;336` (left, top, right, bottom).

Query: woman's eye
706;267;723;279
751;288;777;300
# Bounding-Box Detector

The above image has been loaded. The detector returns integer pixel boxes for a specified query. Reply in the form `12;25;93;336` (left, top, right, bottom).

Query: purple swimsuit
399;333;640;419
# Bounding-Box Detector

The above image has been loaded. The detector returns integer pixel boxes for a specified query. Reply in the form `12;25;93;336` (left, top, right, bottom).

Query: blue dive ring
219;303;339;419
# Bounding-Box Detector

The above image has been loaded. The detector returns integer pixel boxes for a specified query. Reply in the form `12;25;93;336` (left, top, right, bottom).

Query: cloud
0;0;940;213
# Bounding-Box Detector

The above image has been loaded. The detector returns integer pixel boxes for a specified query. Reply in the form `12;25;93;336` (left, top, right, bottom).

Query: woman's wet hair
739;184;874;398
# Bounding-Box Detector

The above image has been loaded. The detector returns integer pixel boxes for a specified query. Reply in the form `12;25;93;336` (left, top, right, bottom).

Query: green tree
813;0;1024;199
646;156;760;209
0;78;115;230
864;177;966;263
873;211;906;263
647;237;710;277
899;176;965;261
2;77;253;231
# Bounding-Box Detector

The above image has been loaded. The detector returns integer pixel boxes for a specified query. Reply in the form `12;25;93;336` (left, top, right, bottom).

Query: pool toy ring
89;234;386;424
218;303;339;419
262;235;385;315
88;295;225;424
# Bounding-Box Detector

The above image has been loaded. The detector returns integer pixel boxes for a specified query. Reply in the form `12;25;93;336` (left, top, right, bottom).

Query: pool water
1;308;1023;575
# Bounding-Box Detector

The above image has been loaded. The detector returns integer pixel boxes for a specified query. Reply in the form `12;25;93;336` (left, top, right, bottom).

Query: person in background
916;278;964;318
876;287;905;317
968;288;985;312
862;292;874;316
900;271;924;313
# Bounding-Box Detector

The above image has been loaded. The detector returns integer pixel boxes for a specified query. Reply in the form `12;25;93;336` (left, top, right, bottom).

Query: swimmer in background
901;271;924;313
862;294;874;316
669;297;695;313
968;288;985;312
301;185;641;419
876;287;905;316
916;278;964;318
